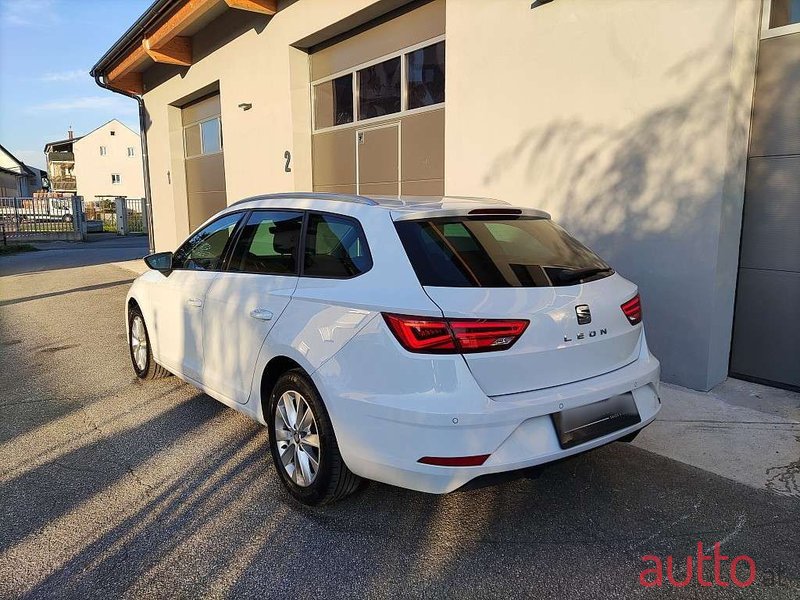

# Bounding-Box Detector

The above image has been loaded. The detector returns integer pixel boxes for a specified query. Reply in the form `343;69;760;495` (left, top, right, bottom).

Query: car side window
303;213;372;278
227;210;304;274
172;213;242;271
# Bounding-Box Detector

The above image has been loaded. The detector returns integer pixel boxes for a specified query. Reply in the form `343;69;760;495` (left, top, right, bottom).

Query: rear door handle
250;308;273;321
187;298;203;308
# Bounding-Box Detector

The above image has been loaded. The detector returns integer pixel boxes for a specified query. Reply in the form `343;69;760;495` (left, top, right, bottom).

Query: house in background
44;119;145;201
0;143;45;197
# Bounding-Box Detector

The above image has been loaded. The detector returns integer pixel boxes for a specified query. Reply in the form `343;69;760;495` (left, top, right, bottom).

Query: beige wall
137;0;760;389
73;120;145;201
142;0;399;253
445;0;760;389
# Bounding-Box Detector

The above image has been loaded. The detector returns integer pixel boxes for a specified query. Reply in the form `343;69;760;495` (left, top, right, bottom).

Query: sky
0;0;152;169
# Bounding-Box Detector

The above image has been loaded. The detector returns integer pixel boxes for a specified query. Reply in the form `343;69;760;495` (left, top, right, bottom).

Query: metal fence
0;195;82;241
0;195;149;244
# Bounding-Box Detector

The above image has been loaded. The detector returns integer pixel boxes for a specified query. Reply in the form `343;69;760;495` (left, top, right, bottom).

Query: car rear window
394;217;613;287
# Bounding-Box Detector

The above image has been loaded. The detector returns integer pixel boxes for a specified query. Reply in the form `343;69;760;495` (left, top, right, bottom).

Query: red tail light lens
418;454;490;467
382;313;529;354
621;294;642;325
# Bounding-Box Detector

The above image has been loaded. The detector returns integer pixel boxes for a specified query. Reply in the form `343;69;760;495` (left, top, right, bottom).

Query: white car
127;193;661;504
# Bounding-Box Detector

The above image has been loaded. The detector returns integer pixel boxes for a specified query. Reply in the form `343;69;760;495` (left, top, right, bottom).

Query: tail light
621;294;642;325
382;313;529;354
418;454;490;467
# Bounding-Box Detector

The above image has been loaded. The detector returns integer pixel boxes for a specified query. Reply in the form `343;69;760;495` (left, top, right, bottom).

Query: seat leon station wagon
127;193;661;504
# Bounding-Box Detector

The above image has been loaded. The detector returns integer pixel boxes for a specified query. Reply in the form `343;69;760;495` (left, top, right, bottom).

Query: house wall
137;0;761;390
73;120;145;201
444;0;760;390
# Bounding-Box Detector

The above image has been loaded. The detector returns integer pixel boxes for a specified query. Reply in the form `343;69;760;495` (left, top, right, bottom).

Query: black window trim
221;208;305;276
171;209;249;273
299;210;373;280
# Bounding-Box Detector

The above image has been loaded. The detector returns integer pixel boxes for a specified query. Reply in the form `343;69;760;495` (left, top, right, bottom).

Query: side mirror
144;251;173;273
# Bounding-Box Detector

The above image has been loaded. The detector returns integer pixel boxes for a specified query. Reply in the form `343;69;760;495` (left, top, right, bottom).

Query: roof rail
227;192;378;208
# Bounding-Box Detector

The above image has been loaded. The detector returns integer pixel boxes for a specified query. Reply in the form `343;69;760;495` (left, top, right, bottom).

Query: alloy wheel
130;316;148;372
274;390;321;487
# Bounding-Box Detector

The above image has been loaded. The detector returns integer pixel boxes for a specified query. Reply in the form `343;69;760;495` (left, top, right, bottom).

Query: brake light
621;294;642;325
382;313;529;353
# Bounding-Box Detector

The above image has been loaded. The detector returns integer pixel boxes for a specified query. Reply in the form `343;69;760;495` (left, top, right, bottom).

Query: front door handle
250;308;273;321
187;298;203;308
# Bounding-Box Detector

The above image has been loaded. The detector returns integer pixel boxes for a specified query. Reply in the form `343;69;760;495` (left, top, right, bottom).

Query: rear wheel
128;307;169;380
268;369;361;505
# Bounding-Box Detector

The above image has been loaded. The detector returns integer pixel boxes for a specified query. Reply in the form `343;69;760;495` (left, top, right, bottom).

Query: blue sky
0;0;152;169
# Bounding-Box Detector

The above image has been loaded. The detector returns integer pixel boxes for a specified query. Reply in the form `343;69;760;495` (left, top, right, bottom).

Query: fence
0;195;150;244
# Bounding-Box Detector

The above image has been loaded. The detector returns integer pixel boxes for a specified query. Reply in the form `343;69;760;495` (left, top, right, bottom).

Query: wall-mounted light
531;0;554;8
238;103;253;111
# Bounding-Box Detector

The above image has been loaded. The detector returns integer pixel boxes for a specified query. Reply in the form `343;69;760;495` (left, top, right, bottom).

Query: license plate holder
551;393;641;449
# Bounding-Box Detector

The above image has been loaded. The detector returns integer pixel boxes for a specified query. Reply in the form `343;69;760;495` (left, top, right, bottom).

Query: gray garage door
730;24;800;390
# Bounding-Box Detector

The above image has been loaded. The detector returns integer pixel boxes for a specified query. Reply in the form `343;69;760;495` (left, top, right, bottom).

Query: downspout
93;74;155;253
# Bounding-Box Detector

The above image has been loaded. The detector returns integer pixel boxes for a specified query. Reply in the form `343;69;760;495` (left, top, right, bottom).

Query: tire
268;369;362;505
128;306;170;380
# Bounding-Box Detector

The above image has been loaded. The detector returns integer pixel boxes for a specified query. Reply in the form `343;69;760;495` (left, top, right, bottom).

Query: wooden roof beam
144;36;192;66
224;0;276;15
108;72;143;95
146;0;219;50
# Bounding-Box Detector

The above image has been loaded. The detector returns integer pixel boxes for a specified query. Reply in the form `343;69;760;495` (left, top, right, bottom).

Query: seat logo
575;304;592;325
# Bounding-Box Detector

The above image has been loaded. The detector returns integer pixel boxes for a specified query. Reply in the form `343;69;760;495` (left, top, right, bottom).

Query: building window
185;117;222;158
407;41;445;110
312;38;445;131
313;74;353;129
110;130;116;136
358;56;401;120
111;174;121;184
127;146;135;157
763;0;800;37
100;146;107;156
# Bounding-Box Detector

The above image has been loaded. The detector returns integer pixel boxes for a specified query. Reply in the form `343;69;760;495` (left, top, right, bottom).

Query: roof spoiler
392;207;551;221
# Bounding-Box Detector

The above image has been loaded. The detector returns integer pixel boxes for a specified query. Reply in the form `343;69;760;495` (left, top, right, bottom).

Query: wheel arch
259;355;306;421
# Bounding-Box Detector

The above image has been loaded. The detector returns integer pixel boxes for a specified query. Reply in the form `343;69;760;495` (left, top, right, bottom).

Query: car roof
226;192;550;220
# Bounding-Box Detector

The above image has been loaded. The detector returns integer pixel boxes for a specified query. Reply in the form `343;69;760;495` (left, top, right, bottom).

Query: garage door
310;0;445;197
730;15;800;390
182;94;227;231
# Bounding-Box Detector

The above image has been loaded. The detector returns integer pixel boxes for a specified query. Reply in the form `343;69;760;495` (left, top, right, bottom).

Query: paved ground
1;240;798;599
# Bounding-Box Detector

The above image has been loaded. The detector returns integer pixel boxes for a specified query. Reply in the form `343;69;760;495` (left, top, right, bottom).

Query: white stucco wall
73;120;145;201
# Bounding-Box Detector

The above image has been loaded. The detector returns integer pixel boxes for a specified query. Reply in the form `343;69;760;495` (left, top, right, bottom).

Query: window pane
314;74;353;129
173;213;242;271
395;218;610;288
201;118;221;154
184;124;201;157
407;41;445;109
228;211;303;274
770;0;800;27
304;214;372;277
358;57;401;120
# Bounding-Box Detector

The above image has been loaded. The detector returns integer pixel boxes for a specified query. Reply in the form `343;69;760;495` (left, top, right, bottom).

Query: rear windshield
395;217;613;288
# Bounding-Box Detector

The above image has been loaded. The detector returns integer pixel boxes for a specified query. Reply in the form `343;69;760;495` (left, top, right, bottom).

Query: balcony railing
50;176;77;191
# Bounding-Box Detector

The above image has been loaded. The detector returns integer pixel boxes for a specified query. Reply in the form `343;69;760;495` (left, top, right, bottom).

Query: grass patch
0;243;38;256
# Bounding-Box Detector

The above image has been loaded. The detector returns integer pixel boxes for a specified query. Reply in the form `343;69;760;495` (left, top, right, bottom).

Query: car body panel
125;193;662;495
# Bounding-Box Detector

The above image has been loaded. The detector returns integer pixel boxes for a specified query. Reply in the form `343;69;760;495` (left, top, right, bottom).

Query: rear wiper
553;266;614;283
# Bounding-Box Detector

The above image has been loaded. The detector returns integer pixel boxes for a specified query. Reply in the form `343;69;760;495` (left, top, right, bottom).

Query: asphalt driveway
0;241;798;599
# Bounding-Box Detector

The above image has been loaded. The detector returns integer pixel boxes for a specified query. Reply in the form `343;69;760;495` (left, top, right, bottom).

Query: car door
148;212;243;380
202;210;304;403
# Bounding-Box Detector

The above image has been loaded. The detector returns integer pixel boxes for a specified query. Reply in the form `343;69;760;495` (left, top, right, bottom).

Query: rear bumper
314;330;661;495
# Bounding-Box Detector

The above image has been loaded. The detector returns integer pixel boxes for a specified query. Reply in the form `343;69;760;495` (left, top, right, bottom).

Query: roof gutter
93;73;155;253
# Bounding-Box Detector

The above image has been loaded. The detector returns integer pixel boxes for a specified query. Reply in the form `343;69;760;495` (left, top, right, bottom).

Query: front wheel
268;369;362;505
128;307;170;380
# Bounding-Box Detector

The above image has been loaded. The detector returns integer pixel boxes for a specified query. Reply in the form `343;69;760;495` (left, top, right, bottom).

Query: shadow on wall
481;19;753;389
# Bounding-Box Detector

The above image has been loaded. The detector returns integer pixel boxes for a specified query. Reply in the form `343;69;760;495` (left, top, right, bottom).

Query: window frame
127;146;136;157
99;146;107;156
299;210;373;280
223;208;305;276
311;34;445;134
183;115;223;159
111;173;121;184
172;210;248;272
761;0;800;39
